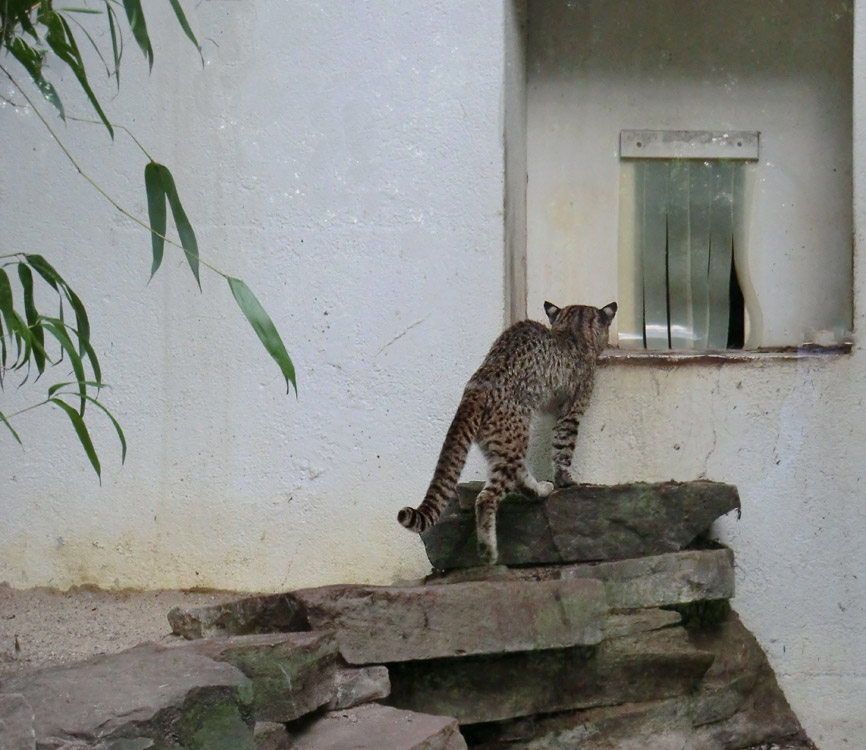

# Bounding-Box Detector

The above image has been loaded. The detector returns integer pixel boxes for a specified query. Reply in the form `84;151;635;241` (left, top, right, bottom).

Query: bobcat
398;300;617;564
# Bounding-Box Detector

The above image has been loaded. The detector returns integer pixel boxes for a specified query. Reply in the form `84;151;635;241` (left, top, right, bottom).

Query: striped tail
398;388;487;533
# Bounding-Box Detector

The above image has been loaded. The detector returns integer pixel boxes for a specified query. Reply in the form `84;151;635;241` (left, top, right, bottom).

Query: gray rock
385;626;714;725
461;611;810;750
2;642;255;750
603;608;682;639
182;631;338;722
253;721;292;750
688;612;807;748
327;666;391;710
292;577;606;664
0;693;35;750
557;546;736;608
168;593;305;640
424;481;740;569
427;547;735;610
286;704;467;750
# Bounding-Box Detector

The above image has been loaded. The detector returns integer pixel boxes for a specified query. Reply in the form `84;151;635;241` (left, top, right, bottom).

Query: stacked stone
0;481;816;749
406;481;814;749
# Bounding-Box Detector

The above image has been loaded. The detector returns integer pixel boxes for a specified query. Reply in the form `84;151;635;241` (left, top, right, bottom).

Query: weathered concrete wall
0;1;504;590
1;1;864;747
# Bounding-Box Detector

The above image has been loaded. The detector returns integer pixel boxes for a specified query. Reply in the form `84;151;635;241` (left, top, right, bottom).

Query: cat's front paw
536;480;555;497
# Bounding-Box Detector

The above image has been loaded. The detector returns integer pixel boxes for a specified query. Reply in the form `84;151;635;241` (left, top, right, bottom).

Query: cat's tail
398;387;487;533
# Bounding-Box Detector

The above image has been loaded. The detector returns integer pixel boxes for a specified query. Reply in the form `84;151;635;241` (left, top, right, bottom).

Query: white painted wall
0;1;504;589
526;0;853;346
1;1;865;747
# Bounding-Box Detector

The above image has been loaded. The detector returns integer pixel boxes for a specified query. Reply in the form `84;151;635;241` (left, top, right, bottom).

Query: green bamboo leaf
0;411;22;445
105;1;121;88
0;268;30;367
121;0;153;70
50;397;101;478
157;163;200;289
0;315;6;376
227;276;296;394
62;279;90;353
8;37;65;120
62;12;113;80
82;394;126;463
167;0;202;63
18;263;46;373
48;380;105;398
144;161;167;278
24;254;61;291
17;263;37;325
41;317;87;414
56;13;114;137
74;326;101;385
59;7;104;13
24;254;90;352
40;10;113;137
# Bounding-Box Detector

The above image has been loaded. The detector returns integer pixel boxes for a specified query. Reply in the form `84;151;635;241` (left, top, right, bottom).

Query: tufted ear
544;301;561;324
600;302;617;324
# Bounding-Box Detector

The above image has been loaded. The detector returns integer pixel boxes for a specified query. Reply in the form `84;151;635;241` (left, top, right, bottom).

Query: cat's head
544;301;617;351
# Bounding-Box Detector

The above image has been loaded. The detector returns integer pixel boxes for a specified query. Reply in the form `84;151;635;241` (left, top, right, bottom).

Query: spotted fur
398;301;617;564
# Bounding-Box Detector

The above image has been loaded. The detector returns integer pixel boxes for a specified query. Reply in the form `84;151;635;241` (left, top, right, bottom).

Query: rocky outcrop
422;480;740;569
2;641;256;749
0;480;812;750
291;578;606;663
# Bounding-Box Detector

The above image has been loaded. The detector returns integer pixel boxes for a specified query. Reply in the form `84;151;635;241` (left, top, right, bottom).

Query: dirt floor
0;583;242;680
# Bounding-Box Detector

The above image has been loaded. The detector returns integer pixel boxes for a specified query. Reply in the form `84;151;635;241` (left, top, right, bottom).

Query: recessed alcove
506;0;853;350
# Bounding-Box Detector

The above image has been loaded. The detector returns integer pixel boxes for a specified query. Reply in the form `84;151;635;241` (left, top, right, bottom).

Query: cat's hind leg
475;483;504;565
475;411;532;564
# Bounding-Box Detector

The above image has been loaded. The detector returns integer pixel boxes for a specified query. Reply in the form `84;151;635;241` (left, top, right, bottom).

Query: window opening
618;130;758;351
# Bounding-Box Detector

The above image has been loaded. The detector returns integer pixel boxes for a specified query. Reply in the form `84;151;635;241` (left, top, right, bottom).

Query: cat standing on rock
398;300;617;565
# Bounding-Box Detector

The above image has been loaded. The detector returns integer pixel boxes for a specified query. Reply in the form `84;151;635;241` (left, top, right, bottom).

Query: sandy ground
0;583;243;680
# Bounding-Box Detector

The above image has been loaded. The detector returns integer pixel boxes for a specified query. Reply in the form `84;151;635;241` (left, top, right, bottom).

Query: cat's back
469;319;556;385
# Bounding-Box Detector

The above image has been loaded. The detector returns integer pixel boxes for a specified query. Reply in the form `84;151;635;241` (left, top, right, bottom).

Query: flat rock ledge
421;480;740;569
1;478;814;750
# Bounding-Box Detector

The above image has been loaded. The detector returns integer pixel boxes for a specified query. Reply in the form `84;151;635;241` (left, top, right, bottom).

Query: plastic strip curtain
632;160;736;349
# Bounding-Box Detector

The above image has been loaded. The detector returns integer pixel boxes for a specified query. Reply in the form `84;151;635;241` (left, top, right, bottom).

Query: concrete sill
600;343;853;366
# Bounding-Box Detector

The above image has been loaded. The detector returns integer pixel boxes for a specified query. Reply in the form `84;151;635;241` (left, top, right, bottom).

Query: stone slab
254;721;292;750
327;666;391;710
558;546;736;608
603;608;682;639
428;548;735;611
385;626;714;725
292;577;606;665
1;643;254;749
286;704;467;750
461;611;810;750
182;631;338;722
423;481;740;569
0;693;35;750
168;593;306;640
